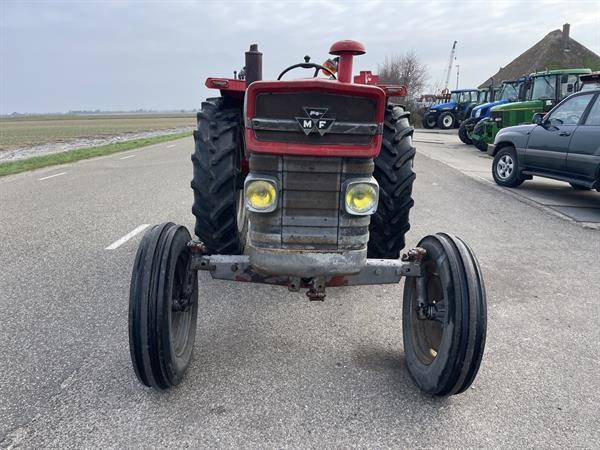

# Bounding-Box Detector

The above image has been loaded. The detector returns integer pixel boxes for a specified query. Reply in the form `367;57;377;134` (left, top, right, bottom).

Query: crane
442;40;457;95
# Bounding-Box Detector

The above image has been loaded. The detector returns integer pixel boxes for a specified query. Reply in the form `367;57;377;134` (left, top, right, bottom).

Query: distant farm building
479;24;600;88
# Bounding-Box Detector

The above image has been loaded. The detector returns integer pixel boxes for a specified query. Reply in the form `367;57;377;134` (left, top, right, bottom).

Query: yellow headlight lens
245;180;277;211
345;183;378;215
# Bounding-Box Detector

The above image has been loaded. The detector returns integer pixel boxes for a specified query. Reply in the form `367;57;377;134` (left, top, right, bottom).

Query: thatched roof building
479;24;600;88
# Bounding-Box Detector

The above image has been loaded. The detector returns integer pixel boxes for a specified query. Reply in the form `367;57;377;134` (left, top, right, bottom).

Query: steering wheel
277;55;336;80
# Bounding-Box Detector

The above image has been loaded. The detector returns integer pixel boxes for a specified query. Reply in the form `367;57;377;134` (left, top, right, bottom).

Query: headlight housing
344;178;379;216
244;176;278;212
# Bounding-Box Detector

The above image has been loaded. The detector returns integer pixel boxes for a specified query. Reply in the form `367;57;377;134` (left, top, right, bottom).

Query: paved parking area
414;129;600;228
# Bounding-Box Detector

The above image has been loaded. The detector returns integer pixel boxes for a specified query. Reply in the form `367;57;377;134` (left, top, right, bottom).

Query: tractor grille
491;110;503;129
250;92;379;145
248;154;373;251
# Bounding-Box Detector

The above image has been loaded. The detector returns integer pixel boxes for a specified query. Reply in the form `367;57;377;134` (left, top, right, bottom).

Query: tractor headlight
344;178;379;216
244;177;278;212
474;109;482;118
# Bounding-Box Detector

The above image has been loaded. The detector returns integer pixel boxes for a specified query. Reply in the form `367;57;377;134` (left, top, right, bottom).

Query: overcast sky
1;0;599;114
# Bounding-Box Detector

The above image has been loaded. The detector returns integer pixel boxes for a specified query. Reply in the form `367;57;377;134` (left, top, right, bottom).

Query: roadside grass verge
0;131;191;177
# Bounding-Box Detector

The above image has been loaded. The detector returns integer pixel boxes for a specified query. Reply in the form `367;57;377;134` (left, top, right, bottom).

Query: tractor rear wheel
437;112;455;129
368;104;415;259
191;97;247;255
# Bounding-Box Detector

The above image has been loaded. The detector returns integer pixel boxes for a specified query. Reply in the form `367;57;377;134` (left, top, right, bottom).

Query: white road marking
166;144;176;148
38;172;66;181
105;224;150;250
120;154;136;160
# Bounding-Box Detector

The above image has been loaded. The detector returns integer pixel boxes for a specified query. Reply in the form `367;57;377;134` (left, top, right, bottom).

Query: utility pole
456;64;460;90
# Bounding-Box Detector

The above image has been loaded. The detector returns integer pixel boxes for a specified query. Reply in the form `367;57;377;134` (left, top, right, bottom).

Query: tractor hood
244;79;386;158
474;99;508;113
491;100;544;112
471;99;509;118
430;101;456;111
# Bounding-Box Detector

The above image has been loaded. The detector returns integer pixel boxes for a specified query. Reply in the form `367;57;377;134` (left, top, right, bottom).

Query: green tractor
470;68;592;151
459;77;528;145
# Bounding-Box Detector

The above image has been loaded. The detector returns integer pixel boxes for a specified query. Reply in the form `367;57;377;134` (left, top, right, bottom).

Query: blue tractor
458;77;530;145
421;88;480;129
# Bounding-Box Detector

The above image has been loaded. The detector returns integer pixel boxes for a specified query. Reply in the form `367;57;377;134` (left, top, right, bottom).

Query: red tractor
128;41;487;396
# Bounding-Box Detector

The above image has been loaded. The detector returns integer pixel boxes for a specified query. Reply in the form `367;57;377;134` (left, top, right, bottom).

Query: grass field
0;131;191;177
0;113;195;151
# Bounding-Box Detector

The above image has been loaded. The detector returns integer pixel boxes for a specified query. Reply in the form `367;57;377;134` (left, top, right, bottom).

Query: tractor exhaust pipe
245;44;262;87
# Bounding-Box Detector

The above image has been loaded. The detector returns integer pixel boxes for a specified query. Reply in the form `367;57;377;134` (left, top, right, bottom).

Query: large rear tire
129;223;198;390
191;97;247;255
368;105;416;259
402;233;487;396
437;112;455;129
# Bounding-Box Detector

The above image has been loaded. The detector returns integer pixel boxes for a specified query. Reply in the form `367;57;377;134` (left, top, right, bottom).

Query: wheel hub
497;154;514;179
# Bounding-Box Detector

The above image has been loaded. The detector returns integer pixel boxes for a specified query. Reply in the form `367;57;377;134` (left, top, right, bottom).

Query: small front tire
422;113;437;129
402;233;487;396
458;119;474;145
129;223;199;390
473;138;488;152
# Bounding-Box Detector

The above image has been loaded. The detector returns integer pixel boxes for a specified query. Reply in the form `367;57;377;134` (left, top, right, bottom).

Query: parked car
487;88;600;190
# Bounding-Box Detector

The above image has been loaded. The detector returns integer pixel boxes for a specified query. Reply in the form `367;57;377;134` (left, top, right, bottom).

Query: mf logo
295;107;335;136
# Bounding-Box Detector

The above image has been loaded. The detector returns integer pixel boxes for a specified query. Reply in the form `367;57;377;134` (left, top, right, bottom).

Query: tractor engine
244;78;385;277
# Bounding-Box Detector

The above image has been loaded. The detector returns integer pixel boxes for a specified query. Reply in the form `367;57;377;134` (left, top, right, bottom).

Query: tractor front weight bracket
187;240;424;298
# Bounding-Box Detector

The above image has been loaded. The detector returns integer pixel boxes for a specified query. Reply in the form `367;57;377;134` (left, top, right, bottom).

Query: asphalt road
1;135;599;448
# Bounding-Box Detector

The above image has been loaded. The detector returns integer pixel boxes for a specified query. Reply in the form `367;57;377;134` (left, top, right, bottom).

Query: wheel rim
170;250;194;358
496;154;514;180
443;116;453;127
410;264;446;366
427;117;436;127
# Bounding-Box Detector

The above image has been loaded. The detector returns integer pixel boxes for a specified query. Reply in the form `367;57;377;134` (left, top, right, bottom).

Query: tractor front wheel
472;138;488;152
402;233;487;396
437;112;455;129
129;223;199;390
421;113;437;129
458;118;474;145
368;104;415;259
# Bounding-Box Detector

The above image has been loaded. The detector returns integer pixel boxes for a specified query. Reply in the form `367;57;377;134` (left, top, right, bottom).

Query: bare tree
378;50;429;125
378;50;428;102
